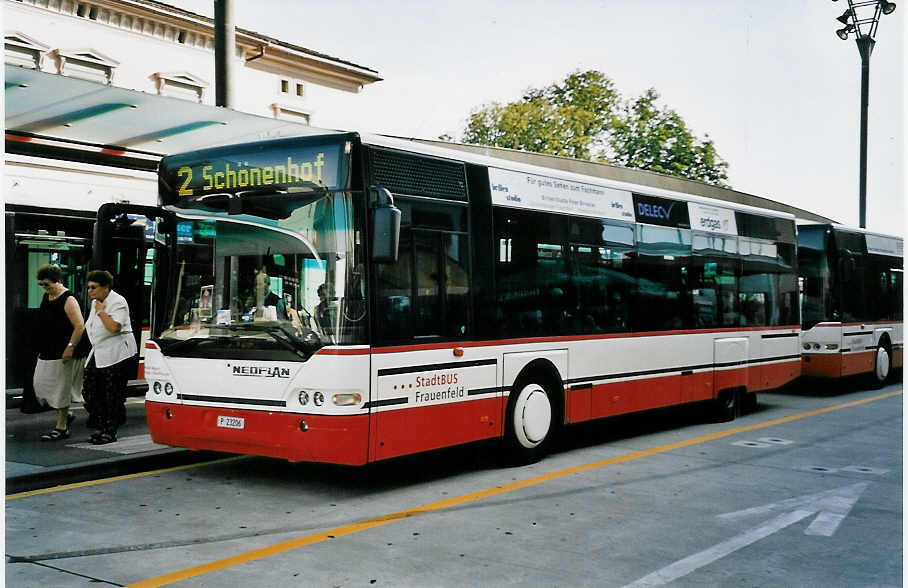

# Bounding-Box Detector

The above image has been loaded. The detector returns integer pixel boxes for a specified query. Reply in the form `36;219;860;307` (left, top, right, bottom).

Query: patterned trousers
83;357;129;435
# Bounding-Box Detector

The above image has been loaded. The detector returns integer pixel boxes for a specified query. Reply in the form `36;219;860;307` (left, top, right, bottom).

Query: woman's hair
36;264;63;283
86;269;114;288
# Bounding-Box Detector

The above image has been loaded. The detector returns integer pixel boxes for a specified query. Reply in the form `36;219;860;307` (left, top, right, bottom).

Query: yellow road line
6;456;249;500
128;389;902;588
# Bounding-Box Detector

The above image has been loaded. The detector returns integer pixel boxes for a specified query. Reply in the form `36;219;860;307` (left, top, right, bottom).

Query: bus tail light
332;393;362;406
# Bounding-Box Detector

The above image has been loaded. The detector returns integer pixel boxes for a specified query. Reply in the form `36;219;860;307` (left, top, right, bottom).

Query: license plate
217;415;245;430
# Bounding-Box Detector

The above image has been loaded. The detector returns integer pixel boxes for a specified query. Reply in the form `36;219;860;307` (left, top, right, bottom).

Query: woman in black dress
33;264;85;440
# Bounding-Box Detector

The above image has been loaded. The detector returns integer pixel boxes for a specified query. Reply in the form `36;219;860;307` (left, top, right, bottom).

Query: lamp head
836;10;852;24
881;1;896;15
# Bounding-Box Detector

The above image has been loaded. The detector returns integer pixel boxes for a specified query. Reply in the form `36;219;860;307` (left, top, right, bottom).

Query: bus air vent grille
369;148;468;200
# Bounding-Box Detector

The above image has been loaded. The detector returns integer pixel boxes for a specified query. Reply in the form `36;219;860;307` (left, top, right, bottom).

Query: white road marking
623;510;814;587
623;482;870;587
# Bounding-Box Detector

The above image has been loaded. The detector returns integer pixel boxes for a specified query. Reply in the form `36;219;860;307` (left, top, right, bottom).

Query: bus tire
872;343;891;387
504;377;556;464
713;388;740;422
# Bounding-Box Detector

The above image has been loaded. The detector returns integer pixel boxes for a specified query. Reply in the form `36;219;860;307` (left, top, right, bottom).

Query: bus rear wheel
872;344;891;387
712;388;740;422
504;380;554;464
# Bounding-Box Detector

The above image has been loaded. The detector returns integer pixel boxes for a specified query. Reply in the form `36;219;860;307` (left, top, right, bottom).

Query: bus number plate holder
217;415;245;430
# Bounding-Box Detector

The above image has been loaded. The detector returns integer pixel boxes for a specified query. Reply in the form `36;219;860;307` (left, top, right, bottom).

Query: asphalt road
6;379;902;587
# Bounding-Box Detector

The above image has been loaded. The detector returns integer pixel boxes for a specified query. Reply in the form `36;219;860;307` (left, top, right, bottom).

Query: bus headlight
803;343;811;350
332;392;362;406
313;391;325;407
812;343;821;350
298;390;309;406
153;381;162;394
164;382;174;395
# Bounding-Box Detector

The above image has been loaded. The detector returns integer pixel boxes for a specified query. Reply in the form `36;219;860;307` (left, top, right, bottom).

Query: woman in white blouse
82;270;137;445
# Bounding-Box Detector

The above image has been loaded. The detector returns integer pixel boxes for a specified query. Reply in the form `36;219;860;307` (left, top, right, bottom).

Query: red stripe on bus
801;352;876;378
370;396;502;461
813;321;901;328
315;347;371;356
374;326;801;354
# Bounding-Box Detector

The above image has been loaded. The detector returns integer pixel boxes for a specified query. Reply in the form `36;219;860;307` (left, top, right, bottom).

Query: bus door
7;223;91;397
713;337;749;396
93;203;167;381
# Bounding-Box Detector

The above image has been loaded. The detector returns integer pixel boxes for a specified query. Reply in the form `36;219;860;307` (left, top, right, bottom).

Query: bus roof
361;133;798;222
797;221;904;243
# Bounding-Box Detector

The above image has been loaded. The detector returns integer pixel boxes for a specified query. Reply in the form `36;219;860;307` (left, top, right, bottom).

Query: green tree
460;70;729;187
462;70;619;161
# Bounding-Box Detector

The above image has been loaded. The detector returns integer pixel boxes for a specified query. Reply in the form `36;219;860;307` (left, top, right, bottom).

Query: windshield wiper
218;323;322;359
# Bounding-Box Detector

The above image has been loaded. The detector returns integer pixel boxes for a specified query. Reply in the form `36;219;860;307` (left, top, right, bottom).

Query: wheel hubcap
877;349;890;381
514;385;552;449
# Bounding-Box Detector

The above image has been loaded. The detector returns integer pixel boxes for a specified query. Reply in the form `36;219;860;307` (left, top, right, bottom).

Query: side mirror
369;185;401;263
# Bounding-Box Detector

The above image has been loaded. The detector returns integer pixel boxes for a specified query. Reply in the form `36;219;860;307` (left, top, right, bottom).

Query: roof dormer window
5;32;50;69
49;48;118;84
151;71;209;103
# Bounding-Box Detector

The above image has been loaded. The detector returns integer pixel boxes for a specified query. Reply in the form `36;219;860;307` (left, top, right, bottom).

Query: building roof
120;0;381;81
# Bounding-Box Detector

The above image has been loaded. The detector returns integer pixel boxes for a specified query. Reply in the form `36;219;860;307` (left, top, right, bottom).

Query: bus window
494;209;573;337
690;233;738;328
568;218;634;334
739;238;798;327
374;200;471;343
634;224;692;331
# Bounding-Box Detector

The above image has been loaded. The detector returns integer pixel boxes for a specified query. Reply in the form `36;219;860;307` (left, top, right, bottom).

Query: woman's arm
94;299;123;334
62;297;85;362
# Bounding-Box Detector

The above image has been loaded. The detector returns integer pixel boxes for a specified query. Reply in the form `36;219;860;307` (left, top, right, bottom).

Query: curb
6;448;224;495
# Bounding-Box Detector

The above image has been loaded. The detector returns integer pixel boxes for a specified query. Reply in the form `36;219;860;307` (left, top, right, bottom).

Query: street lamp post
832;0;896;229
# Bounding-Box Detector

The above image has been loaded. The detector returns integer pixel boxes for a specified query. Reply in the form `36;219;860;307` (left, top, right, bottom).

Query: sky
181;0;904;236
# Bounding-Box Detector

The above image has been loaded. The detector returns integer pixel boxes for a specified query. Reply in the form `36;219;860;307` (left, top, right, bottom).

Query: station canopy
5;64;336;157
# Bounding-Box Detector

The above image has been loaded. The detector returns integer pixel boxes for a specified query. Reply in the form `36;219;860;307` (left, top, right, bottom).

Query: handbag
72;335;91;358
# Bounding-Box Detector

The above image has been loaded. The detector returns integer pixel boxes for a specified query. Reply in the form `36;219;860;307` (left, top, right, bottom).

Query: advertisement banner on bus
488;167;633;222
688;202;738;235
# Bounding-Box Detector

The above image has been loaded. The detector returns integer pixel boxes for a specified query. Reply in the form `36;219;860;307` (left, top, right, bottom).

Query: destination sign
159;139;347;204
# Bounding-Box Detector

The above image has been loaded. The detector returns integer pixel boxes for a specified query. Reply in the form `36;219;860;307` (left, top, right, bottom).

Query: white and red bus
139;132;802;465
798;223;903;384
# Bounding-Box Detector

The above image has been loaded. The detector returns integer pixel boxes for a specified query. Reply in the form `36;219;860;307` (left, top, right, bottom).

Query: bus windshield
156;190;366;359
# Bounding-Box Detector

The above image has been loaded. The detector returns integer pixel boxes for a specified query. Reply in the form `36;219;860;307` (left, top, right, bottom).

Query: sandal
91;432;117;445
41;428;70;441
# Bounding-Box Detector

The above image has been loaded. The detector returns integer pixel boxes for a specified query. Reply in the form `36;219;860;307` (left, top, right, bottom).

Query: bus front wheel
504;380;554;464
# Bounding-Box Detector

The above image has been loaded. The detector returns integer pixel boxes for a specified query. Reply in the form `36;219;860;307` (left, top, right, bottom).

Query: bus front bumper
146;401;370;465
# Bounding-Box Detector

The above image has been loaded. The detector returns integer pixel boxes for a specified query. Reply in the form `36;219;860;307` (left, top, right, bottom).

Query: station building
4;0;381;395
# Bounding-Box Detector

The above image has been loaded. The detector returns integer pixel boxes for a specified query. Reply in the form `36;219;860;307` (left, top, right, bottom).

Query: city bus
136;132;802;465
798;223;903;385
